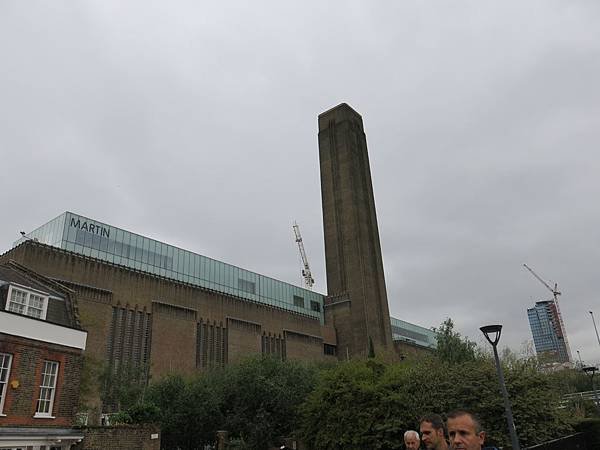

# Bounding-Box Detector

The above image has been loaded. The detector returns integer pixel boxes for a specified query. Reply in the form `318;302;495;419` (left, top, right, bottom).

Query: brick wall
2;244;337;384
0;333;83;427
393;340;434;359
73;426;161;450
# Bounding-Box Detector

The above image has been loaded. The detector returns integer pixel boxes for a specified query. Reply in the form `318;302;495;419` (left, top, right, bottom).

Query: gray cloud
2;0;599;364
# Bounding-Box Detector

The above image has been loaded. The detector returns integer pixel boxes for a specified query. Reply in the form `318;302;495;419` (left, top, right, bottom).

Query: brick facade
1;242;338;408
393;340;434;360
319;104;394;358
73;425;161;450
0;261;87;448
0;334;83;427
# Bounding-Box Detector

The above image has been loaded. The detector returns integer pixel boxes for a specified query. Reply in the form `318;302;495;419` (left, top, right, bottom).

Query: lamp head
480;324;503;346
19;231;26;236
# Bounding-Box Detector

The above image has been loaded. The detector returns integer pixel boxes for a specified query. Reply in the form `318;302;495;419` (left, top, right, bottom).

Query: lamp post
582;366;600;413
590;311;600;348
480;325;521;450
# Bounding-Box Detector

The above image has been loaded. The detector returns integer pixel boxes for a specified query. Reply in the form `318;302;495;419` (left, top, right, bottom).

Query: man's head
404;430;421;450
419;414;446;449
446;410;486;450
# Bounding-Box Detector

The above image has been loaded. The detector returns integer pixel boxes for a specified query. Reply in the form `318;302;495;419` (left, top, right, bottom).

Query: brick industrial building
1;104;435;416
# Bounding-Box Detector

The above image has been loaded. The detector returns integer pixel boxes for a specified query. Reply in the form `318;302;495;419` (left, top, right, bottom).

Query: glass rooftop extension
390;316;437;349
16;212;325;321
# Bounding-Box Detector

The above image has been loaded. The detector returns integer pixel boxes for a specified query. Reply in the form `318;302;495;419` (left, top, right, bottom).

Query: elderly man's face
404;434;420;450
447;414;485;450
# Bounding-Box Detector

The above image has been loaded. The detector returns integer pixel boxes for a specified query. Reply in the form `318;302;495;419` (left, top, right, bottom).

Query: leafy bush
142;356;317;450
298;356;573;449
574;418;600;449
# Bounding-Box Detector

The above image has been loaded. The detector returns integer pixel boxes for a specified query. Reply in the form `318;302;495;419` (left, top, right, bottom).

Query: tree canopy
298;356;573;449
103;318;594;449
434;317;478;364
139;356;317;450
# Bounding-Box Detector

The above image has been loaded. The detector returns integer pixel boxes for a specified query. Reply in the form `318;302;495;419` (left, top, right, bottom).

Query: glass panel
293;295;304;308
8;289;27;314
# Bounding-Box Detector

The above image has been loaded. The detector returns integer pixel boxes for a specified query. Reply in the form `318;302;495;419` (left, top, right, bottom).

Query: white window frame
6;284;49;320
34;360;59;418
0;352;13;416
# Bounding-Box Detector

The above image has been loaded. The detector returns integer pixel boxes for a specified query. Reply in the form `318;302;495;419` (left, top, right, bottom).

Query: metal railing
560;390;600;408
524;432;588;450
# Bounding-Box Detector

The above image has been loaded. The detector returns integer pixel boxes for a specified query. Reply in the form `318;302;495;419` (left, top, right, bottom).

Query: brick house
0;260;87;449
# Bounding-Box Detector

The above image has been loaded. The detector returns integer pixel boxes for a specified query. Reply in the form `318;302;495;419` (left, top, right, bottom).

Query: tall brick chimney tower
318;103;393;358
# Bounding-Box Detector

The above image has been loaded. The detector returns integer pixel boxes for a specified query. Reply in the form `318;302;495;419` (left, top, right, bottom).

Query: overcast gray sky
2;1;599;364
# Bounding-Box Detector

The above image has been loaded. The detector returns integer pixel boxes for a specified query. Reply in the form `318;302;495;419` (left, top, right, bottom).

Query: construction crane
293;222;314;289
523;263;572;361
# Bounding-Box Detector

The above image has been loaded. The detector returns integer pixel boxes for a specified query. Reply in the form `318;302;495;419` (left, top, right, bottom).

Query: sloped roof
0;260;81;329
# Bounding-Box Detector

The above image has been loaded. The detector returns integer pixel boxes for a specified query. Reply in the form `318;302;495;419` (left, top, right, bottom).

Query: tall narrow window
35;360;59;417
6;285;48;320
0;353;12;415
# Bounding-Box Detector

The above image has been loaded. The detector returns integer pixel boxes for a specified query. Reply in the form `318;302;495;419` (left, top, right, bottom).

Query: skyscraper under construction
527;300;571;363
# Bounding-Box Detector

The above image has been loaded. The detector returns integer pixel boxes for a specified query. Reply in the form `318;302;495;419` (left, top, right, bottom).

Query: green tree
298;356;573;449
99;362;149;412
434;318;478;364
144;374;223;449
299;359;392;450
141;356;318;450
217;356;318;449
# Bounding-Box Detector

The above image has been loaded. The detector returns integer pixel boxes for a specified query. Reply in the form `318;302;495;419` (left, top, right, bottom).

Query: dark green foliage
100;362;149;412
547;368;596;395
574;418;600;449
298;357;573;449
214;356;317;449
144;373;224;449
140;356;317;450
500;362;573;446
127;402;161;424
299;359;392;450
109;410;133;425
108;319;578;449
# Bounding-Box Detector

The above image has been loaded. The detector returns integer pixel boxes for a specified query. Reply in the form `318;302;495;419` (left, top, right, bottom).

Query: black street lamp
582;366;600;413
480;324;521;450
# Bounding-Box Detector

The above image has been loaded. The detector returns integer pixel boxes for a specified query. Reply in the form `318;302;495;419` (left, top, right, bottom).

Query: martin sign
70;217;110;238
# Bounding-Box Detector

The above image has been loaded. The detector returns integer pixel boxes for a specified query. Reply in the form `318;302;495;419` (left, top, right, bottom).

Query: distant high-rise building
527;300;571;363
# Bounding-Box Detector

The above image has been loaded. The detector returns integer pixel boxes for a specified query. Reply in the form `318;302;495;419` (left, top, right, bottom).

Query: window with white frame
35;360;59;417
6;285;48;319
0;352;12;415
